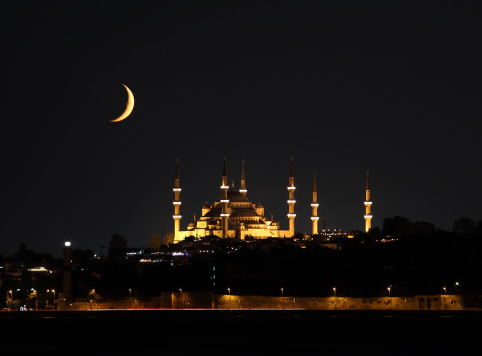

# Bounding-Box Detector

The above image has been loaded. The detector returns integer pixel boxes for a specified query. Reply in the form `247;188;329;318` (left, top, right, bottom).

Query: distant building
173;158;295;242
172;158;373;243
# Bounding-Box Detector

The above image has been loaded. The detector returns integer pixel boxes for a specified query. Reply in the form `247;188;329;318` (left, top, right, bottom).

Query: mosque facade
172;158;372;243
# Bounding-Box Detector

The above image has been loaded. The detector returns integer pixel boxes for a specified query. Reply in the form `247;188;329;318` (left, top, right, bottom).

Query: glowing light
111;84;135;122
221;185;229;189
287;200;296;203
287;213;296;217
239;189;247;193
311;203;319;207
220;213;229;217
364;215;372;218
173;202;181;205
364;201;372;205
287;186;296;190
64;241;71;247
173;215;182;219
173;188;181;192
220;199;229;203
311;217;319;220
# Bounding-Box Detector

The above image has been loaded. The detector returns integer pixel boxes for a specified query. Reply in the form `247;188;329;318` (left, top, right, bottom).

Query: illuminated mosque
172;158;372;243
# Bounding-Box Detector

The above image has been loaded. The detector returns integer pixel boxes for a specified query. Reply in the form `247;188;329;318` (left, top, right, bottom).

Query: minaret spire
173;158;182;242
287;157;296;237
311;173;319;235
364;170;372;232
240;159;247;196
220;157;230;238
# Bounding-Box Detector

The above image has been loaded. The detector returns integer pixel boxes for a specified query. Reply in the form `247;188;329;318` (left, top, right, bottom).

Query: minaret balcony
173;215;182;219
311;203;319;207
364;201;372;205
364;215;373;218
287;186;296;190
173;188;181;192
173;202;181;205
287;200;296;204
220;185;229;189
287;213;296;217
311;217;319;220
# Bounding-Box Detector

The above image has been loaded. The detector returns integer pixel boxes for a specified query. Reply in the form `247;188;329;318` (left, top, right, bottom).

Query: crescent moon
111;84;134;122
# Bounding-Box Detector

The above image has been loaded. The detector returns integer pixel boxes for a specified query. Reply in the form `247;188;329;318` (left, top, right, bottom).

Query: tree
108;234;127;260
382;216;413;236
148;234;162;251
452;217;476;236
163;232;174;245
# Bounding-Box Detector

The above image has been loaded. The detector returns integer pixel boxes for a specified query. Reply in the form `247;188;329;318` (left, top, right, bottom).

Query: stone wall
58;293;466;311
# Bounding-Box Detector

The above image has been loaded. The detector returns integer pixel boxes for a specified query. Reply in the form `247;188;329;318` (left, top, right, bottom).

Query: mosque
172;158;372;243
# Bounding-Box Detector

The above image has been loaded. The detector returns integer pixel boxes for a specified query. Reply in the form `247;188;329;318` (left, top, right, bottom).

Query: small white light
220;213;230;217
220;200;229;203
364;201;372;205
173;201;181;205
311;203;319;207
287;186;296;190
173;188;182;192
173;215;182;219
239;189;247;193
287;200;296;204
311;217;319;220
287;214;296;217
221;185;229;189
64;241;71;247
364;215;373;218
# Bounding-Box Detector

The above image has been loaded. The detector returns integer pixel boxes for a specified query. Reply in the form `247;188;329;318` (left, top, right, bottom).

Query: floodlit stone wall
58;293;467;311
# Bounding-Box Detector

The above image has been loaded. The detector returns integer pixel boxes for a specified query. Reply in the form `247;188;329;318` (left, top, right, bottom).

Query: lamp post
228;288;231;295
281;288;284;297
388;286;391;309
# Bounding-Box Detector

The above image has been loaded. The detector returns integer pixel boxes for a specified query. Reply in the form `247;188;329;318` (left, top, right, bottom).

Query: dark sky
1;1;481;257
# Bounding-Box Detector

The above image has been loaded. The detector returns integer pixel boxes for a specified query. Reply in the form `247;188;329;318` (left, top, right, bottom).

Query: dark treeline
1;217;482;308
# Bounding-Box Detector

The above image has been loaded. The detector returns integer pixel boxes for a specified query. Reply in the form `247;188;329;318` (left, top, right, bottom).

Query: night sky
1;1;481;257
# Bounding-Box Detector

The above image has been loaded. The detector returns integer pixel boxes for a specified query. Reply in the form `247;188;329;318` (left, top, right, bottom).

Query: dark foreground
1;309;480;355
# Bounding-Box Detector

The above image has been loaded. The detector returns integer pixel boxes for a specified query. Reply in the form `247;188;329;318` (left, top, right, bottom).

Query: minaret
239;159;247;196
364;171;372;232
220;157;230;238
173;159;182;242
311;174;319;235
287;158;296;237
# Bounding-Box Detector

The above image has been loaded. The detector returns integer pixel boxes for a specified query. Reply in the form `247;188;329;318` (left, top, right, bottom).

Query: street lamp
333;287;336;298
388;286;391;309
281;288;284;297
227;288;231;296
443;287;446;295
